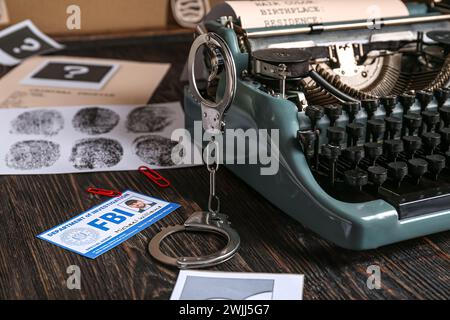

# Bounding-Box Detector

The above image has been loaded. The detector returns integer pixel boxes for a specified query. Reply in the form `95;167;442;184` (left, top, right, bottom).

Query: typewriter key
403;113;422;135
297;130;316;160
380;95;397;116
384;139;404;161
435;88;450;108
439;106;450;127
403;136;422;158
399;93;416;114
426;154;446;180
344;169;368;190
439;127;450;149
327;126;346;146
324;104;342;126
422;132;441;154
388;161;408;187
416;90;433;111
408;158;428;185
422;110;440;132
346;122;365;147
305;105;324;129
342;101;361;123
343;146;365;167
446;151;450;167
321;144;341;185
385;116;402;139
368;166;387;188
364;142;383;165
361;99;379;119
367;119;385;142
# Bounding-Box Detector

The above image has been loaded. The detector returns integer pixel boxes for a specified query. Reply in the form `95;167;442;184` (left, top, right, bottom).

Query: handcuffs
148;32;240;269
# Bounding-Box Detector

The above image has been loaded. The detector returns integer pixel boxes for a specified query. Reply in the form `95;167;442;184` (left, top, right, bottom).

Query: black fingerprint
5;140;60;170
134;135;178;166
10;109;64;136
126;105;174;133
70;138;123;169
72;107;119;135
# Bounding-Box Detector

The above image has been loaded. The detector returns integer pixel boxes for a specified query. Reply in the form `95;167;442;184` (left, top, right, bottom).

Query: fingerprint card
0;20;63;66
171;270;304;300
21;60;119;90
37;190;180;259
0;102;201;175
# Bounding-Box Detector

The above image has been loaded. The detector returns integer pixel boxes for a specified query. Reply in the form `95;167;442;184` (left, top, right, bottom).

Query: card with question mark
0;20;63;65
21;60;119;90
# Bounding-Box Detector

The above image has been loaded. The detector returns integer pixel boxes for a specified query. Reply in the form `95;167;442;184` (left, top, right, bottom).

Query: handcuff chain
205;138;220;214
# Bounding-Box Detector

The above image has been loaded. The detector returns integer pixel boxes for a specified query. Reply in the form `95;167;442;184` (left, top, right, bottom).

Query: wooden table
0;34;448;300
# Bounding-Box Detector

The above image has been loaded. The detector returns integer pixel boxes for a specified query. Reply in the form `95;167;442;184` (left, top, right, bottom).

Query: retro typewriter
184;0;450;249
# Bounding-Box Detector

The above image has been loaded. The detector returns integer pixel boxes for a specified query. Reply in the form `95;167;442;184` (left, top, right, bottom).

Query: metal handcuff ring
187;31;237;132
149;32;239;269
148;211;240;269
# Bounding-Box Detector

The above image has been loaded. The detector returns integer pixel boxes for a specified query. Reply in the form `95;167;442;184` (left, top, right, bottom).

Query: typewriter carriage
184;5;450;249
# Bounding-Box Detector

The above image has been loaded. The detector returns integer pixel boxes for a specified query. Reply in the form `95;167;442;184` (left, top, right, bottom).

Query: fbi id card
37;190;179;258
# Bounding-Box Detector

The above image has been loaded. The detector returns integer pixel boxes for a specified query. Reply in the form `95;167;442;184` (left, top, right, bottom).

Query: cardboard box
1;0;169;36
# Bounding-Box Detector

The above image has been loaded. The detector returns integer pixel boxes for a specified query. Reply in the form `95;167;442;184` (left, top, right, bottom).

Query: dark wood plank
0;34;448;300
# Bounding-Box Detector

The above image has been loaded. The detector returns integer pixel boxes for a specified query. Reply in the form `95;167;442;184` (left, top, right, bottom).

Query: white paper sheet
208;0;409;29
0;56;171;107
171;270;304;300
0;102;201;175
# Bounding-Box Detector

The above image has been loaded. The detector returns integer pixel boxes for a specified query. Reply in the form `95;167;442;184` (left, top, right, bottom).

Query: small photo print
119;197;157;213
180;276;275;300
21;60;119;90
0;20;63;65
171;270;304;300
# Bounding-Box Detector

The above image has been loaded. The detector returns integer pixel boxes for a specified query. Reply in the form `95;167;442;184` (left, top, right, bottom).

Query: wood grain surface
0;35;448;300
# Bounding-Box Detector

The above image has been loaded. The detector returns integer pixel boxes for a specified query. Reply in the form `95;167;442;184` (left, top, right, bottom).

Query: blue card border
36;189;180;259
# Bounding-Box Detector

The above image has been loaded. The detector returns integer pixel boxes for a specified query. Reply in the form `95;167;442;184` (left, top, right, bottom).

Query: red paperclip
138;166;171;188
86;187;122;197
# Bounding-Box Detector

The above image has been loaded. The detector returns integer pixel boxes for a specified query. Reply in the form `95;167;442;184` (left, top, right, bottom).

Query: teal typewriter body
184;2;450;249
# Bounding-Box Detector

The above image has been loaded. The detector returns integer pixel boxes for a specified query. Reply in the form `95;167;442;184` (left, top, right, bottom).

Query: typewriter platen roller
185;1;450;249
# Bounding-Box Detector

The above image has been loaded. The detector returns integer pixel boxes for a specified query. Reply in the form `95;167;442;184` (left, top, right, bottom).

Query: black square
0;25;54;60
31;62;114;83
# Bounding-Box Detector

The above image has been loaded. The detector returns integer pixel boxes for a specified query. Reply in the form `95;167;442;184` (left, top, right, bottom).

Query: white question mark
63;65;90;79
13;37;41;54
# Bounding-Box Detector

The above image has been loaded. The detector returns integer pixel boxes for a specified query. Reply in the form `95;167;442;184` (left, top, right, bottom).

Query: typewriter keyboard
298;88;450;219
